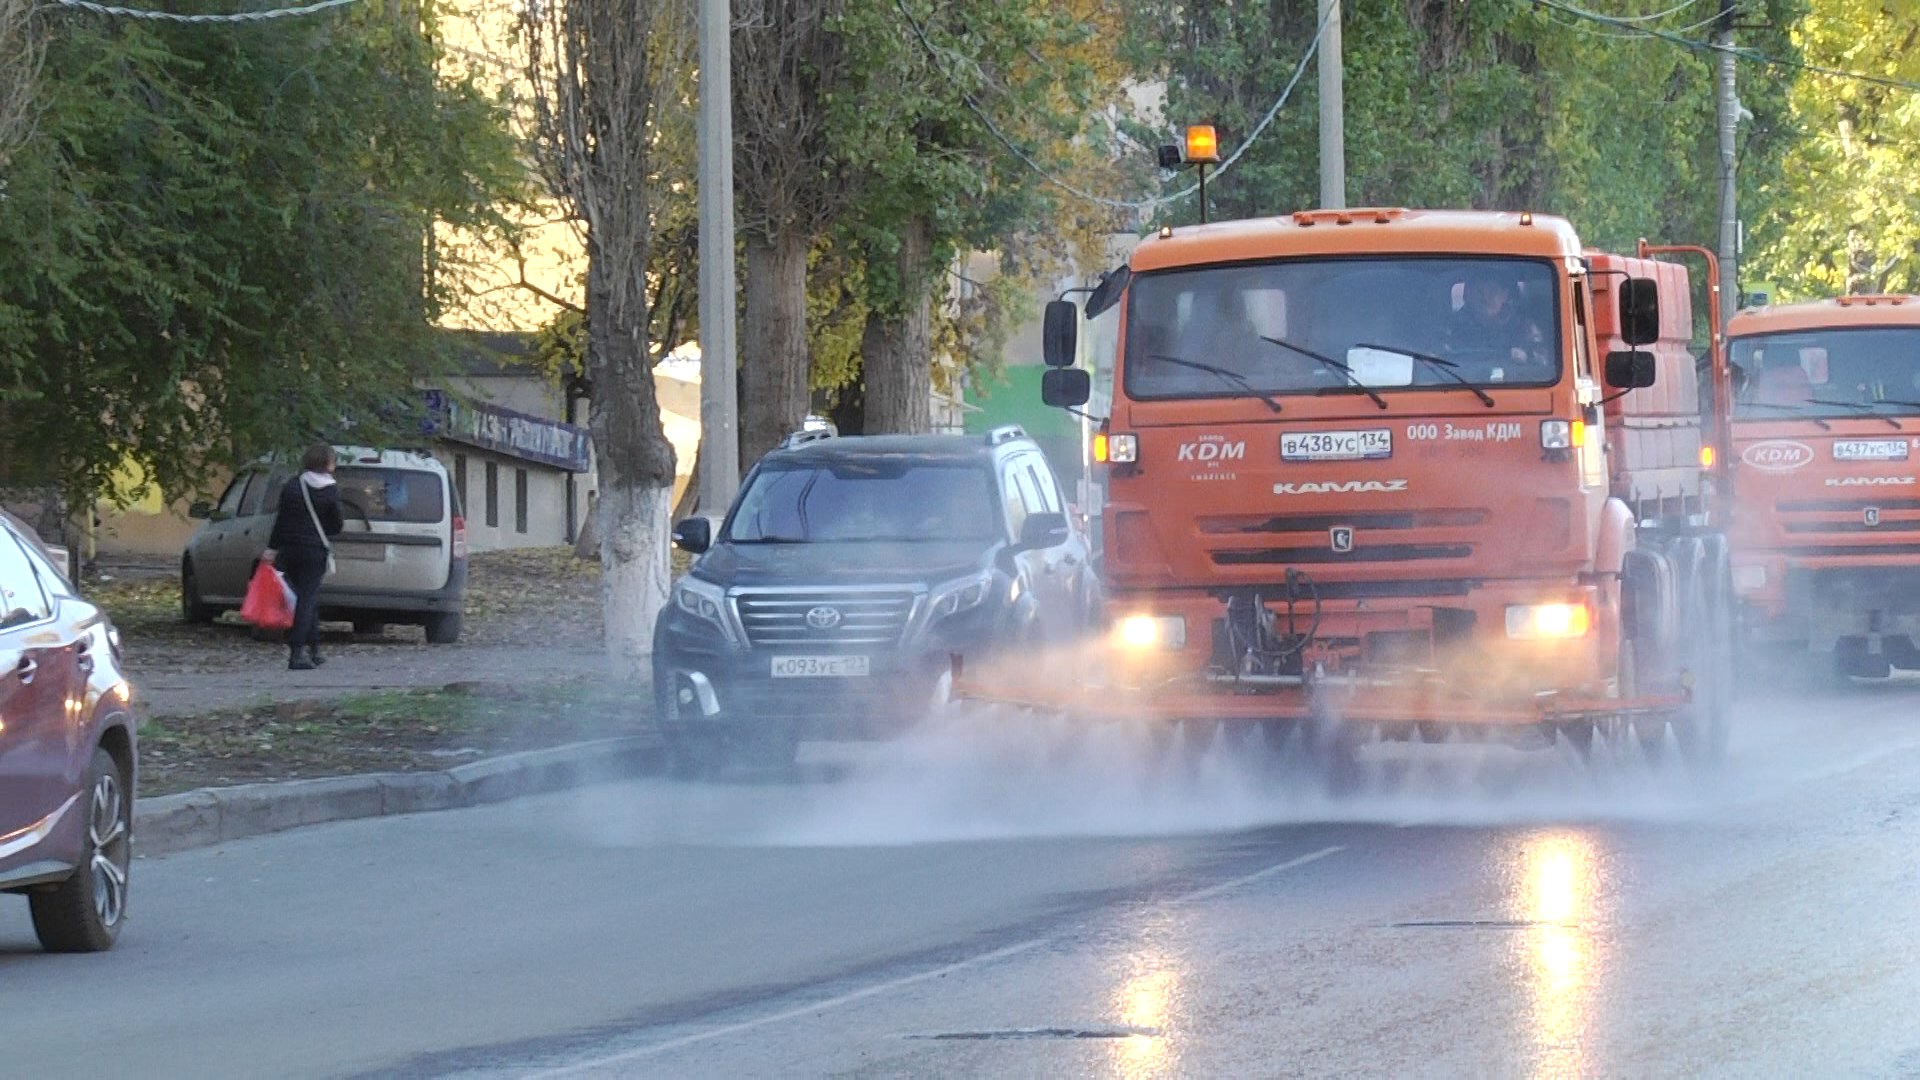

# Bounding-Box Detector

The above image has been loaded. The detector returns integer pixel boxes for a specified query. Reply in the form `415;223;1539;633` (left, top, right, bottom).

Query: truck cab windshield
725;462;999;544
1123;257;1561;402
1731;328;1920;420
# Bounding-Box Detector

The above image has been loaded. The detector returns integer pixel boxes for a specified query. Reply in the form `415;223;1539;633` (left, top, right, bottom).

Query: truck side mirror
1619;277;1660;346
1042;300;1078;368
1041;367;1091;408
1606;350;1657;390
672;517;713;554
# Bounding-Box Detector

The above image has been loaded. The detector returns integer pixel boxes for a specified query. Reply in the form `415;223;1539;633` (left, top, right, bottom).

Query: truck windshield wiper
1147;353;1283;412
1739;401;1832;430
1255;334;1387;410
1807;398;1905;430
1354;342;1496;408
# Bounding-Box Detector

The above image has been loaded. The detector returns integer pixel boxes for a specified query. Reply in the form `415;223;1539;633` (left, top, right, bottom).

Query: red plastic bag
240;559;296;630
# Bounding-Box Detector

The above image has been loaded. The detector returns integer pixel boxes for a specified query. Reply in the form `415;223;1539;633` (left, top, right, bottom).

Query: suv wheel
423;612;462;645
181;560;218;624
31;748;132;953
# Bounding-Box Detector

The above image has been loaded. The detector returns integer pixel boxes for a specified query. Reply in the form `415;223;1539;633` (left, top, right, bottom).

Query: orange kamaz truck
1725;294;1920;680
975;208;1734;776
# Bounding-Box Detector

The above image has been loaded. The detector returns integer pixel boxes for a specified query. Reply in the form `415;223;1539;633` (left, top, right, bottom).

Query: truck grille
1775;498;1920;546
1199;508;1489;567
735;590;917;648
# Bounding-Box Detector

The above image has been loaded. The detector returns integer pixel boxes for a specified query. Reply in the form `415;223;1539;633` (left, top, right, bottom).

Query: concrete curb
133;735;661;857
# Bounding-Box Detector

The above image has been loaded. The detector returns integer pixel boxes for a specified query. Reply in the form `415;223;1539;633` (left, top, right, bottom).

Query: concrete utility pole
1714;0;1739;320
1318;0;1345;209
696;0;740;514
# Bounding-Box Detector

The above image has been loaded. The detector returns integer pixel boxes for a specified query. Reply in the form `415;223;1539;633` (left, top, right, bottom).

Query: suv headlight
674;577;734;641
929;572;994;623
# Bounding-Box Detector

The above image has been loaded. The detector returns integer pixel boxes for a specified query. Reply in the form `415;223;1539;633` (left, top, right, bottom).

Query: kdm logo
1178;439;1245;463
1741;440;1813;473
1274;480;1409;495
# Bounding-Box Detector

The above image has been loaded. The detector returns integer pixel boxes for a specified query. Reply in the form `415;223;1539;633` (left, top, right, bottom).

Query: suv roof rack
985;424;1027;447
778;416;839;450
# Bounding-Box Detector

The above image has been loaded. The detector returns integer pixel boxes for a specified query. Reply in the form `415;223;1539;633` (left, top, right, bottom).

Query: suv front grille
735;590;917;648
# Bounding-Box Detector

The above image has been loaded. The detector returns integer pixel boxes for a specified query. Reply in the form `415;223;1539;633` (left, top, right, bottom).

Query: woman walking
264;445;344;671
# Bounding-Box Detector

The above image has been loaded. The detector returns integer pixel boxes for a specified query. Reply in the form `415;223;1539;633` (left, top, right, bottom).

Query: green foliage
1749;0;1920;299
1121;0;1798;256
0;1;528;506
809;0;1133;403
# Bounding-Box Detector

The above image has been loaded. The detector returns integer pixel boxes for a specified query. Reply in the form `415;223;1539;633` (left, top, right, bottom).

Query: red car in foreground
0;511;136;952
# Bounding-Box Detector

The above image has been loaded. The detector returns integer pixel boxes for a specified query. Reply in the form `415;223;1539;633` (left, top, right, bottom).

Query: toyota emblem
1330;526;1355;554
805;606;844;630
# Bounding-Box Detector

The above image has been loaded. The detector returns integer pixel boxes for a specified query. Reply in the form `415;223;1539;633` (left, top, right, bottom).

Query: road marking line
526;844;1345;1076
1168;844;1345;904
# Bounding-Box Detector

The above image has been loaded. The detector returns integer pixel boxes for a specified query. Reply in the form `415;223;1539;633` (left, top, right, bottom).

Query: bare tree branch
0;0;43;163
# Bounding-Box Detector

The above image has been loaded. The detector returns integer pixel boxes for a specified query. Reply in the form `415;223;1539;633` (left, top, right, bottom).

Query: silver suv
181;447;469;643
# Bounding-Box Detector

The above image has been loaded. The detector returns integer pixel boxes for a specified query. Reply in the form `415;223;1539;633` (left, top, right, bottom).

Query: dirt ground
95;548;630;718
86;548;681;793
134;683;647;795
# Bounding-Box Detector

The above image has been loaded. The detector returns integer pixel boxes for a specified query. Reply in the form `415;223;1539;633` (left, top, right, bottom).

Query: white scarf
301;470;337;489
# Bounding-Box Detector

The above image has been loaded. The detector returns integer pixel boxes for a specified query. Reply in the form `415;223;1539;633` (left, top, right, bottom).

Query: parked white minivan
181;447;469;643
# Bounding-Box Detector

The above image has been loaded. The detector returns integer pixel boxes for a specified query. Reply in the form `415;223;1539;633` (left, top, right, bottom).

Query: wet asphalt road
4;680;1920;1078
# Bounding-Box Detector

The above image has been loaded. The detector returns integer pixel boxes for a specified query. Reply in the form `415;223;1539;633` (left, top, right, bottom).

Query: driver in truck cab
1448;269;1550;377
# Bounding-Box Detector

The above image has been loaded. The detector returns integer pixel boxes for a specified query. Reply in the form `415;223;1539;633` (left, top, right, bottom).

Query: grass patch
137;680;651;796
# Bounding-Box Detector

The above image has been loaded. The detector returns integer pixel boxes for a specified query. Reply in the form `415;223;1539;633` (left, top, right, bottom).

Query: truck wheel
1673;544;1733;768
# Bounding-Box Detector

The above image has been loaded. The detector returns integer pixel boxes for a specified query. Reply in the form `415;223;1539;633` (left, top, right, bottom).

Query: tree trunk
860;217;935;435
672;442;702;520
586;259;676;679
740;231;811;466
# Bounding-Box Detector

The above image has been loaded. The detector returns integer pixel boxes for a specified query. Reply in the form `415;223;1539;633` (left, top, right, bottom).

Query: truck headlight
674;577;734;640
1505;602;1591;640
1733;565;1766;592
930;572;993;622
1540;419;1585;450
1114;614;1186;650
1095;433;1138;464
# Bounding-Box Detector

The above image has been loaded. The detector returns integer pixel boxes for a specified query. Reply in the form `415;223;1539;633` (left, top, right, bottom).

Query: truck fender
1621;548;1677;646
1592;497;1637;578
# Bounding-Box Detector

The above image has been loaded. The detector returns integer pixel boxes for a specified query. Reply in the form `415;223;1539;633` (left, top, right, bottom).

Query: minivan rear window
334;467;446;525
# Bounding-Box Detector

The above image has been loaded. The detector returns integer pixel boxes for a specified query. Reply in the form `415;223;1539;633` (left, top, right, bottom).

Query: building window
453;454;468;516
485;461;500;528
514;469;529;534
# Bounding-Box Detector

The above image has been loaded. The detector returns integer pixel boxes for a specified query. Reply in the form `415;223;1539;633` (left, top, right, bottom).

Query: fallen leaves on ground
137;681;650;796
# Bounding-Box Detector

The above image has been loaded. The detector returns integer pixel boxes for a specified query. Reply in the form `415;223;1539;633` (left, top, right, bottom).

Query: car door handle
15;657;36;685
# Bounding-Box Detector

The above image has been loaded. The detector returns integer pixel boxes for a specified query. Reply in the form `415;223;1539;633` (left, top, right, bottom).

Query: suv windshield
1124;257;1561;401
1731;327;1920;419
726;462;998;543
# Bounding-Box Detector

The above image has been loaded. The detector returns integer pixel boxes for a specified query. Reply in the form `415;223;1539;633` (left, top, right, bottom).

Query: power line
1534;0;1920;92
50;0;359;21
891;0;1335;212
1606;0;1709;23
